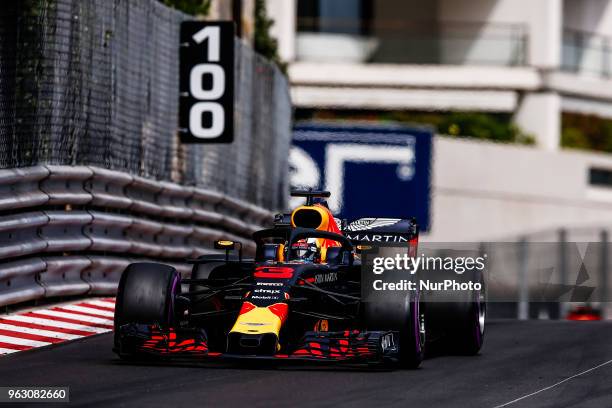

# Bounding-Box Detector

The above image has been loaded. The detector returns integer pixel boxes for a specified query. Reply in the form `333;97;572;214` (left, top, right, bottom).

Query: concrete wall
562;0;612;76
563;0;612;35
438;0;561;68
425;136;612;242
371;0;440;63
266;0;296;61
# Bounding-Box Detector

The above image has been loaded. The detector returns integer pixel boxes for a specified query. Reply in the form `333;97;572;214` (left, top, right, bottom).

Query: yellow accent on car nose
229;307;283;336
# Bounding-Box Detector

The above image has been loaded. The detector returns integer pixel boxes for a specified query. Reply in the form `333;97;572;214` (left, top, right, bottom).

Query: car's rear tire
364;290;425;368
114;263;181;354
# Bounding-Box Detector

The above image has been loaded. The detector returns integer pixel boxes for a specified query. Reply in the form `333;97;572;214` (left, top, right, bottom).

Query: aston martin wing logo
345;218;401;231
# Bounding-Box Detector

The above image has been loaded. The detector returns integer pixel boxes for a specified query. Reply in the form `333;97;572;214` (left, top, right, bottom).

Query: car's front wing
115;324;399;364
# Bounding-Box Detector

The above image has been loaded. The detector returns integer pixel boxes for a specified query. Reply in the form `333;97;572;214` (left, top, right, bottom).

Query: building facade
267;0;612;151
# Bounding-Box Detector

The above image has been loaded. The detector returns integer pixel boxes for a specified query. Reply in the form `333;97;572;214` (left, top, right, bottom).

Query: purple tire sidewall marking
167;273;180;324
414;291;421;354
473;288;483;345
474;301;482;345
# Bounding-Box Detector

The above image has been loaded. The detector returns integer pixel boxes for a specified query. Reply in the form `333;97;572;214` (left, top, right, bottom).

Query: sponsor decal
256;281;284;287
346;218;401;232
253;289;282;294
314;272;338;284
345;233;409;243
254;266;294;279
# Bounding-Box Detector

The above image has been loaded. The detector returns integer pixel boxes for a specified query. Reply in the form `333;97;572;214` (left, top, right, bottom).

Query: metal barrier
0;167;49;211
0;258;46;307
0;0;291;308
0;0;291;211
481;226;612;320
0;166;274;307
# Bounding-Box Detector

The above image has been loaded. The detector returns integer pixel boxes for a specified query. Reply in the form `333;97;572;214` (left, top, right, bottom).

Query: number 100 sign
179;22;234;143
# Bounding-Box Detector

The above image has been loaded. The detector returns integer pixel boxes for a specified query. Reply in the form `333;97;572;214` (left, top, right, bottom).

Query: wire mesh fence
0;0;290;210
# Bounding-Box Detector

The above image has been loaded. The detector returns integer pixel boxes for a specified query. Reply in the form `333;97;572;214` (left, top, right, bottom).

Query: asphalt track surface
0;320;611;408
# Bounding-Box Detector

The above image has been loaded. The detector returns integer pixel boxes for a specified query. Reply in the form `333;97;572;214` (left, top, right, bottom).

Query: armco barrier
87;167;133;209
40;166;93;205
0;212;49;260
159;182;194;220
0;167;50;211
41;211;93;253
0;258;47;307
0;166;275;307
191;188;226;225
127;176;164;217
85;212;133;253
41;256;92;298
84;256;131;295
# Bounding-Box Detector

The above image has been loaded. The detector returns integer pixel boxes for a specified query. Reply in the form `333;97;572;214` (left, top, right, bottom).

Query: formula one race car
113;190;485;367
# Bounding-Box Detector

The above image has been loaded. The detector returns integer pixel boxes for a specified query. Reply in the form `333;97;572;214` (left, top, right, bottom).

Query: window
589;168;612;188
297;0;373;35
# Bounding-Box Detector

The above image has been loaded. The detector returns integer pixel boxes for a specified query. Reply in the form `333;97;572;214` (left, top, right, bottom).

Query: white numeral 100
189;26;225;139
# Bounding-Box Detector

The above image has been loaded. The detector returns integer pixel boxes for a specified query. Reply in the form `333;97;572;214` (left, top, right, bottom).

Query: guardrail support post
600;229;608;320
518;237;529;320
558;228;568;319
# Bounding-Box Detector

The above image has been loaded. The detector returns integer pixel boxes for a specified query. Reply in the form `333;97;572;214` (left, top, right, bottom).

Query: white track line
492;358;612;408
33;310;114;325
0;348;19;354
1;315;109;333
0;335;50;348
0;323;81;340
85;300;116;309
61;305;115;318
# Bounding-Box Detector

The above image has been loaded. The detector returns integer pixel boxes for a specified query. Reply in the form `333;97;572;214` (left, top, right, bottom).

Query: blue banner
291;123;432;231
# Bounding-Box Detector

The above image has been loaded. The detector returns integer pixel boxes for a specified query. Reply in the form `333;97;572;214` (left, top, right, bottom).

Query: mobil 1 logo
179;21;234;143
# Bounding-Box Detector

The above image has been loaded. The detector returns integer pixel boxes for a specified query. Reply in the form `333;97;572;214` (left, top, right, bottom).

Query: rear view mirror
355;245;372;253
214;240;242;262
215;240;236;250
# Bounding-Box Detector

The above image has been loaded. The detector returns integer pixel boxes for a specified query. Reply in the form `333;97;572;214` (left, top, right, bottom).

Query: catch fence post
558;228;568;319
600;230;609;320
518;238;529;320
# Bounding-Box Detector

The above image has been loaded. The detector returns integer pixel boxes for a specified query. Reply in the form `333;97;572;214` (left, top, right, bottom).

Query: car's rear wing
273;213;419;245
341;217;419;245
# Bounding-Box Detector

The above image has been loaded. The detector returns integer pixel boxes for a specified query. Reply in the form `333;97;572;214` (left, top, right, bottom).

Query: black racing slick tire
448;269;486;355
364;290;425;368
114;263;181;352
428;268;486;355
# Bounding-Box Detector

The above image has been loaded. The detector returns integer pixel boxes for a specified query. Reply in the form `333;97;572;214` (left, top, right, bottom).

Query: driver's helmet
291;238;321;263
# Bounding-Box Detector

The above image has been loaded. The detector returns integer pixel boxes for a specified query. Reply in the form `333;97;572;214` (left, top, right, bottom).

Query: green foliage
161;0;210;16
561;113;612;153
254;0;287;73
561;127;591;150
383;111;535;145
300;110;536;145
437;113;535;144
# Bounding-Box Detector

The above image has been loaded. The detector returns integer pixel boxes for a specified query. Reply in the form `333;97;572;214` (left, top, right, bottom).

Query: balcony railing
562;29;612;78
296;18;528;67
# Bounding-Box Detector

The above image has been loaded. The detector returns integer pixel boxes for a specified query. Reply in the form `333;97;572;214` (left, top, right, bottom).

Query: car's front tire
114;263;181;356
427;268;486;355
364;290;425;368
445;269;486;355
